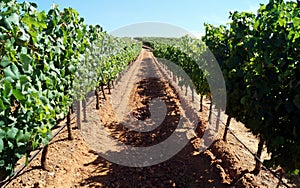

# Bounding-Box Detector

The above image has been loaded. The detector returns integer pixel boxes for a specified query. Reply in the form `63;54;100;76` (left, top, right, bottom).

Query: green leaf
25;155;29;166
0;160;4;167
15;151;24;158
19;75;31;86
16;130;30;142
4;64;20;81
4;81;12;97
12;89;25;101
68;64;76;72
39;95;49;105
4;66;16;80
30;2;38;8
3;18;12;30
0;58;11;68
20;54;33;74
277;18;286;27
37;11;47;23
31;141;39;149
12;63;20;77
4;76;14;83
0;2;5;9
0;99;5;111
0;139;3;153
291;169;299;175
293;17;300;27
6;13;19;26
20;53;32;64
0;128;4;136
7;127;18;139
254;20;260;30
18;32;30;42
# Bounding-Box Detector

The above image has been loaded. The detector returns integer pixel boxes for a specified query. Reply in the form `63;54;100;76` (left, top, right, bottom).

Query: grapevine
0;0;141;180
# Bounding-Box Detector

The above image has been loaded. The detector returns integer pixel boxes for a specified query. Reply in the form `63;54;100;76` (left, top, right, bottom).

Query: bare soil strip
6;49;295;188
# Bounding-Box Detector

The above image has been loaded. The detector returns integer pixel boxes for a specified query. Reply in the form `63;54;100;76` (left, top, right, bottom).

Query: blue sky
17;0;269;36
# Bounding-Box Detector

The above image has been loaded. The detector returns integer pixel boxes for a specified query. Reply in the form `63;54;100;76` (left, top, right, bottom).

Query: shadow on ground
80;77;229;188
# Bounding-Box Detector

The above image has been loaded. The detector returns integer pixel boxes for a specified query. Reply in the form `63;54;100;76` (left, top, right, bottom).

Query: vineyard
0;0;141;182
1;0;300;187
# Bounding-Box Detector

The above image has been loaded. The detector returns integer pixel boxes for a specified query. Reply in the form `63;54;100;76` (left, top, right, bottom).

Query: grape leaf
12;89;25;101
7;127;18;139
0;139;4;153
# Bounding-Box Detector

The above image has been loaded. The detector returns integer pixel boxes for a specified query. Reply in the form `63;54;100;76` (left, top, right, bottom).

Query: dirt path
5;49;296;188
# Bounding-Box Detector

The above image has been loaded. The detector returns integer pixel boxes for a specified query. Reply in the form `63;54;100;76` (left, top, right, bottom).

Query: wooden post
208;96;213;123
101;85;106;100
216;108;221;132
199;95;203;112
185;85;188;96
95;89;100;110
76;100;81;130
67;107;73;140
275;168;284;188
173;73;176;83
252;136;265;175
111;80;114;88
41;145;49;171
223;116;231;141
192;88;194;102
108;81;111;94
70;104;74;114
82;99;87;122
